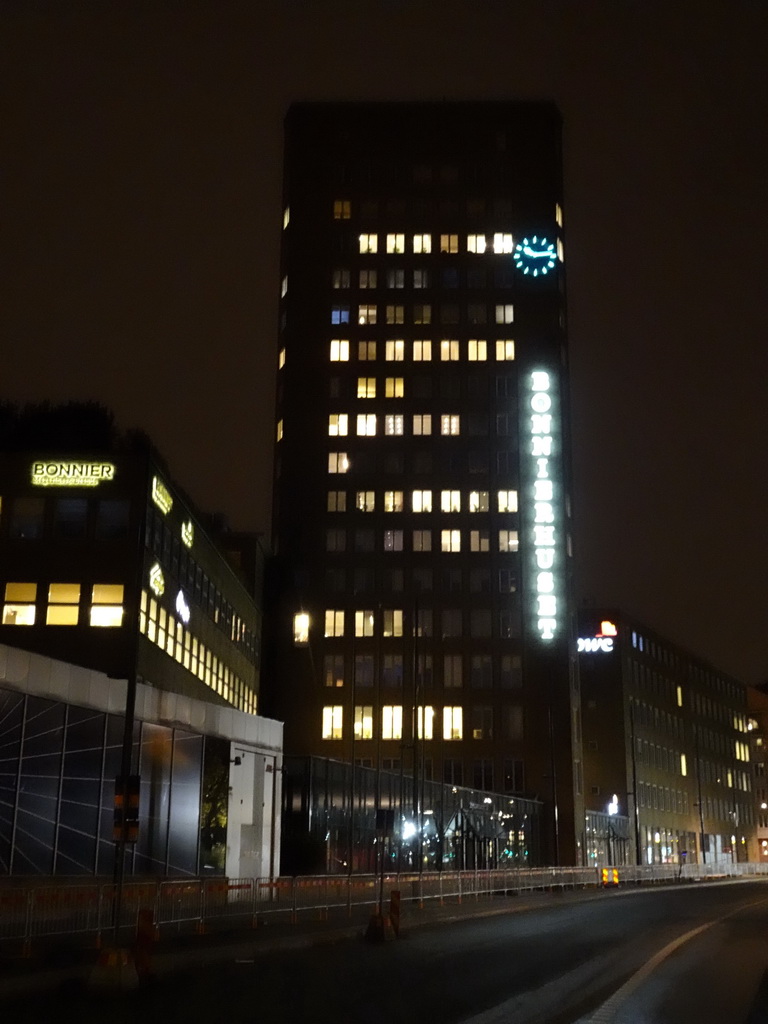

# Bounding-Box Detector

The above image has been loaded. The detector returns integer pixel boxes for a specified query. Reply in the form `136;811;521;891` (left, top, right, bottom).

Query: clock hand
521;245;552;258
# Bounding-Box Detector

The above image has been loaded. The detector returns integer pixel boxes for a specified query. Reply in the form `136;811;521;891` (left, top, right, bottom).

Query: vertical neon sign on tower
526;369;562;641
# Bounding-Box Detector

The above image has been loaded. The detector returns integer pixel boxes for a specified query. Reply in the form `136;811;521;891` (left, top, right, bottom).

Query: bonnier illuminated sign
31;461;115;487
525;370;562;642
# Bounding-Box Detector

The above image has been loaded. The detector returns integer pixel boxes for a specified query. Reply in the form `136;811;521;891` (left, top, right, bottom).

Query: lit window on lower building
90;585;124;627
322;705;343;739
2;582;37;625
46;583;80;625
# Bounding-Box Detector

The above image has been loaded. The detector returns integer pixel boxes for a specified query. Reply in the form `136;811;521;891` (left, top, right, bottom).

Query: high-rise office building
266;102;583;864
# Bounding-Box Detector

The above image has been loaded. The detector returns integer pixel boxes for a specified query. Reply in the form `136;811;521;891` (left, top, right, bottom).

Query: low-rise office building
0;406;281;877
0;418;262;714
578;610;755;866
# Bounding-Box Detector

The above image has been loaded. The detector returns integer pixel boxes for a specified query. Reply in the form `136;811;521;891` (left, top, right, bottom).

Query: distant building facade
578;610;755;866
264;101;583;865
746;687;768;863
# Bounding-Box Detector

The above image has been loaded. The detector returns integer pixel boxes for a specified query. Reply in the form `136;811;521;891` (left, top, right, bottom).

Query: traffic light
113;774;141;843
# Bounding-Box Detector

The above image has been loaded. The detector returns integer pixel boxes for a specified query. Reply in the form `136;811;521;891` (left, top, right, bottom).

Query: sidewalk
0;886;607;1001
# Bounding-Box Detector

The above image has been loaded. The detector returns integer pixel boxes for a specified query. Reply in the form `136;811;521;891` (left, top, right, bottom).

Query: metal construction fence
2;861;767;954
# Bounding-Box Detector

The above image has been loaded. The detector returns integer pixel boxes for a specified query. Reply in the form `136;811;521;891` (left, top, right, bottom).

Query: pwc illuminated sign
577;620;618;653
523;369;563;642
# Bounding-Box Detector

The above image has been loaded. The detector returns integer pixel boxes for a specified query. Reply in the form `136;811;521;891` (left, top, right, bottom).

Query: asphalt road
5;881;768;1024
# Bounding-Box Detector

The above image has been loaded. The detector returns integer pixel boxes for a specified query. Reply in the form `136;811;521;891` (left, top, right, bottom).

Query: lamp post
607;794;619;866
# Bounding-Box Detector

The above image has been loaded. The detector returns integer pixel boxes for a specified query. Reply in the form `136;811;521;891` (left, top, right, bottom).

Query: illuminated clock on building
514;236;557;277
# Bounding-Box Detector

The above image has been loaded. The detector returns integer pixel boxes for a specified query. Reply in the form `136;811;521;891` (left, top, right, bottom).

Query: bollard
389;890;401;937
134;907;156;981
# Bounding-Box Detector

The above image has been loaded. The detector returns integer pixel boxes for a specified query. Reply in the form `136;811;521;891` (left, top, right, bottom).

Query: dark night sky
3;1;767;684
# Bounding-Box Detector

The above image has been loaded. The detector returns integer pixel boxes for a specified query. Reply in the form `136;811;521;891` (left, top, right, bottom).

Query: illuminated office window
384;529;403;552
386;269;405;289
413;530;432;552
386;233;405;254
382;706;403;740
358;304;377;325
412;490;432;513
440;234;459;253
359;233;378;254
324;610;345;637
413;414;432;435
413;269;430;289
443;706;463;740
328;413;348;436
354;706;374;740
384;491;403;512
417;706;435;740
355;610;375;637
497;490;518;513
468;339;488;361
90;585;124;627
357;377;376;398
322;706;343;740
333;200;351;219
385;415;404;436
385;377;404;397
386;305;404;325
356;491;375;512
330;339;349;362
2;583;37;625
46;583;80;625
441;414;460;436
441;529;461;552
413;233;431;253
276;419;283;442
499;530;519;552
278;348;286;369
356;413;377;436
331;306;350;325
359;269;377;289
413;340;432;361
385;340;405;362
440;339;459;361
331;269;349;289
293;612;309;646
413;304;432;324
467;234;486;254
469;491;489;513
382;609;403;637
493;233;514;253
328;453;349;474
283;206;290;229
495;340;515;361
495;304;514;324
441;490;461;513
470;530;489;552
358;341;377;361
